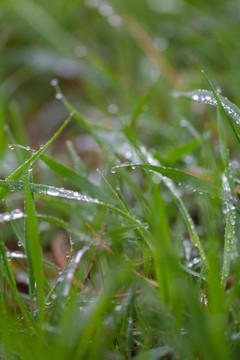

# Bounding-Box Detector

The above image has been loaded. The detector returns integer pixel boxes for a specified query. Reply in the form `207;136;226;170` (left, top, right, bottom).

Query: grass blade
0;113;73;202
24;176;45;323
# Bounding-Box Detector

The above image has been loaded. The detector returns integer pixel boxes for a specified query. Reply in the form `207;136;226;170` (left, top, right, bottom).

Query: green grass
1;0;240;359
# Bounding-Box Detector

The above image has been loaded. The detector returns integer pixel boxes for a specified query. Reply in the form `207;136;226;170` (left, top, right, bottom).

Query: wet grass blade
217;110;237;288
24;176;45;323
0;113;73;202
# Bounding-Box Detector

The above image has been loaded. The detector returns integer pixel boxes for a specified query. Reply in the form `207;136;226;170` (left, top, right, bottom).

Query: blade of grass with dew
24;175;45;323
217;109;237;288
202;70;240;143
173;74;240;143
0;113;73;202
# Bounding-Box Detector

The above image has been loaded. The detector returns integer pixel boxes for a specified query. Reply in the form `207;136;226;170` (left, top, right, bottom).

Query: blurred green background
1;0;240;150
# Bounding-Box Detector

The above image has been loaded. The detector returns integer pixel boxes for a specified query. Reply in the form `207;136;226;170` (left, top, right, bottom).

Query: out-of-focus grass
1;0;240;359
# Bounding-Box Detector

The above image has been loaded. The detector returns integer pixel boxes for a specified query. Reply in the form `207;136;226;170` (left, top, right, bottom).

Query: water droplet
108;15;122;27
50;79;58;86
98;3;113;16
180;119;187;127
111;168;116;174
3;214;11;221
11;209;24;220
47;187;60;196
192;94;199;101
55;93;62;100
8;145;14;151
107;103;118;114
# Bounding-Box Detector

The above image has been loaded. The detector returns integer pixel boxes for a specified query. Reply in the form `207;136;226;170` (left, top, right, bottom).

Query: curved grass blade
217;110;237;288
173;88;240;127
0;113;73;202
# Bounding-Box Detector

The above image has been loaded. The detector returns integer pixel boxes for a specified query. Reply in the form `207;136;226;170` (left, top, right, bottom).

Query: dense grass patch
1;1;240;359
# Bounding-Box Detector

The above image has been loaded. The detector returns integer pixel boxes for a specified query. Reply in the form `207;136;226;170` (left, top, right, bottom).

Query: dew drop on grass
192;94;199;101
108;15;122;27
2;213;11;221
55;93;62;100
98;3;113;16
11;209;24;220
175;89;240;125
47;187;60;196
108;104;118;114
111;168;116;174
50;78;58;86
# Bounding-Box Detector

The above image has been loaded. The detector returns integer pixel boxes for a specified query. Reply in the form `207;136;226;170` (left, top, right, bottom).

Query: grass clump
1;1;240;359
